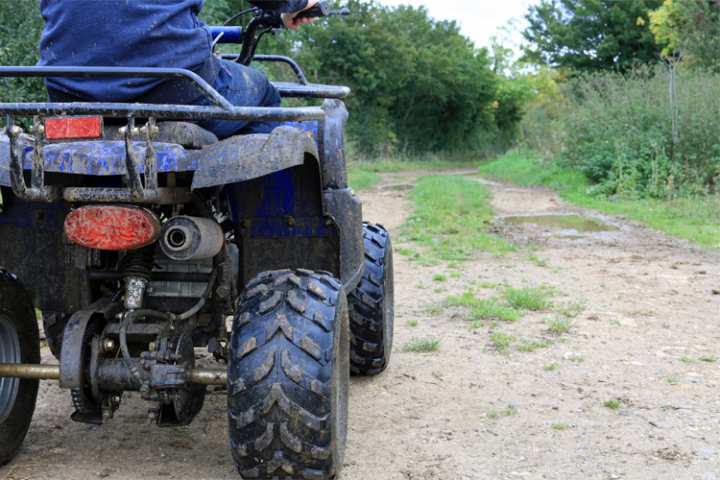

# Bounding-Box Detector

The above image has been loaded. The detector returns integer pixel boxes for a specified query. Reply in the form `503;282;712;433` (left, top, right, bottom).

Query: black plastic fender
190;126;319;189
323;188;364;291
320;99;349;188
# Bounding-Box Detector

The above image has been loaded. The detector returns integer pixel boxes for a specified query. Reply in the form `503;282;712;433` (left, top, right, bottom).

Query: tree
650;0;720;70
523;0;663;72
285;1;500;153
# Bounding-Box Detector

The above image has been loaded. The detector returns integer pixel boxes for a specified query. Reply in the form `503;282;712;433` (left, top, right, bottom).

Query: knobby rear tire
228;269;349;479
0;271;40;466
348;223;395;376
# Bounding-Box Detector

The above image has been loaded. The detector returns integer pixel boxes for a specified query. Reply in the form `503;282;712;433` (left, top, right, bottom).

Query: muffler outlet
159;216;224;261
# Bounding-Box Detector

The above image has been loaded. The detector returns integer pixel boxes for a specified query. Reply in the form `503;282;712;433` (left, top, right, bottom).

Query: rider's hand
282;0;320;30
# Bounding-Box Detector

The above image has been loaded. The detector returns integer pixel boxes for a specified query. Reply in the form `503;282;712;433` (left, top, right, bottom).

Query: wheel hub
0;314;21;423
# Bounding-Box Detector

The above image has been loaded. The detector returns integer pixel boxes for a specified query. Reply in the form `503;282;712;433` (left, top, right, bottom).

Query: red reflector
65;206;161;251
45;116;103;141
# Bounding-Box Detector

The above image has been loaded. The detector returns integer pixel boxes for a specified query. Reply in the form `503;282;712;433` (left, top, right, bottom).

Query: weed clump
403;338;441;353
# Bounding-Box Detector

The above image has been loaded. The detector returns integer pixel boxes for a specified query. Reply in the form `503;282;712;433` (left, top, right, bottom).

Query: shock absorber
120;247;154;310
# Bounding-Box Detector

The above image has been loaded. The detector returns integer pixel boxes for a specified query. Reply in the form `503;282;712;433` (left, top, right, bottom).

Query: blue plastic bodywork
229;170;332;239
0;139;194;186
0;122;319;189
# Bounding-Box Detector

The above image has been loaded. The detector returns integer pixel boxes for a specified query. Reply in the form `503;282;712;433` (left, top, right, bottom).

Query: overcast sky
378;0;536;50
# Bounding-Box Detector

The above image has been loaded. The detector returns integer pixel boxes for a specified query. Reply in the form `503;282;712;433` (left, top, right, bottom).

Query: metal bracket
5;115;59;202
120;117;162;202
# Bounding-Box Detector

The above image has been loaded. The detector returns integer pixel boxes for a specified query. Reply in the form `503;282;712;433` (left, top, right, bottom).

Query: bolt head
102;338;117;353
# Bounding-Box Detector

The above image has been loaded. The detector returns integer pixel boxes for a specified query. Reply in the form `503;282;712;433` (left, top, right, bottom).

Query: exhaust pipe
0;364;228;386
159;216;224;262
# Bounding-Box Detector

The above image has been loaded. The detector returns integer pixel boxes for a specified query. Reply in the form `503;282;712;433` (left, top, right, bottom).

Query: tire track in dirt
2;170;718;480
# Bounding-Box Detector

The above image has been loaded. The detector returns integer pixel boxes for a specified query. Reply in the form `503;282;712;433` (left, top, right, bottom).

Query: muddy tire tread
228;269;346;479
348;223;394;375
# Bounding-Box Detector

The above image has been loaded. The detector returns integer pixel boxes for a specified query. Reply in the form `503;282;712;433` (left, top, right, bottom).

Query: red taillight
64;206;161;251
45;116;103;141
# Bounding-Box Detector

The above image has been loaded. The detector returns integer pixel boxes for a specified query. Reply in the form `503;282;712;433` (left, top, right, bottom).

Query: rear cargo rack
0;66;350;203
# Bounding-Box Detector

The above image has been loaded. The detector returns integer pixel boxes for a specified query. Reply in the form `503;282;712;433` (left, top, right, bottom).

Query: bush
0;0;44;103
522;64;720;198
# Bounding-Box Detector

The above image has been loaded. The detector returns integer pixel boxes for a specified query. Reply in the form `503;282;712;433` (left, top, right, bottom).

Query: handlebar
209;2;350;65
295;2;350;20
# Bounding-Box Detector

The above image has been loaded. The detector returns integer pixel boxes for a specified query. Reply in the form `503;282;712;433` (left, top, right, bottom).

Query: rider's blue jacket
39;0;308;102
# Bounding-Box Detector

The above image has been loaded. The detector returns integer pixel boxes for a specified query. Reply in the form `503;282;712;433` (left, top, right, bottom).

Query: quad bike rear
0;4;395;478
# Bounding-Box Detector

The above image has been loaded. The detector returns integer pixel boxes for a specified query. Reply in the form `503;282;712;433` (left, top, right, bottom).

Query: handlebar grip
295;1;331;19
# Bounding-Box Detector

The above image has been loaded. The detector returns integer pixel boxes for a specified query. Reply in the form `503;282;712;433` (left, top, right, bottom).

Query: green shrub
521;65;720;198
0;1;45;103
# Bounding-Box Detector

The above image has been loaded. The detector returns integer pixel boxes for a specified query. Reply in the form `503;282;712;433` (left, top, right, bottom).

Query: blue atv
0;4;394;478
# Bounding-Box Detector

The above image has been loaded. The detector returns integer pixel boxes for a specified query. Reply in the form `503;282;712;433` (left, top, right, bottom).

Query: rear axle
0;363;227;386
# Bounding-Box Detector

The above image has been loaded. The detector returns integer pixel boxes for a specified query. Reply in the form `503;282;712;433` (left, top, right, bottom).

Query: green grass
528;254;548;268
555;302;585;319
551;422;570;431
679;355;718;364
447;291;521;322
503;286;554;311
479;151;720;249
502;405;518;417
407;319;419;328
448;285;558;325
348;168;381;191
347;156;480;191
547;317;572;336
490;332;513;352
351;156;480;174
517;339;552;353
544;363;560;372
403;337;441;353
487;405;518;419
433;274;448;283
401;175;514;264
566;353;585;363
604;399;623;410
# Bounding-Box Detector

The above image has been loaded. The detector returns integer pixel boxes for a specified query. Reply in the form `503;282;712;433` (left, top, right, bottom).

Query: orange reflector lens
64;206;161;251
45;116;103;141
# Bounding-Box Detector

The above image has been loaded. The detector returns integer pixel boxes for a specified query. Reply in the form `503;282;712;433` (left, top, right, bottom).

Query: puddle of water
503;215;618;232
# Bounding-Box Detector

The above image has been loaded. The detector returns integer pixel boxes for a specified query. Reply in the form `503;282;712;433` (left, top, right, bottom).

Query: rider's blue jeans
197;59;282;138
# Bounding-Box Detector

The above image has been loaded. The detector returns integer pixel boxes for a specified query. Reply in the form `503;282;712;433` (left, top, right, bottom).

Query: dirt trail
2;171;719;480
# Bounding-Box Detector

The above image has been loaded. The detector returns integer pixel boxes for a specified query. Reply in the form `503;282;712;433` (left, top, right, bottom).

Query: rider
38;0;319;138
